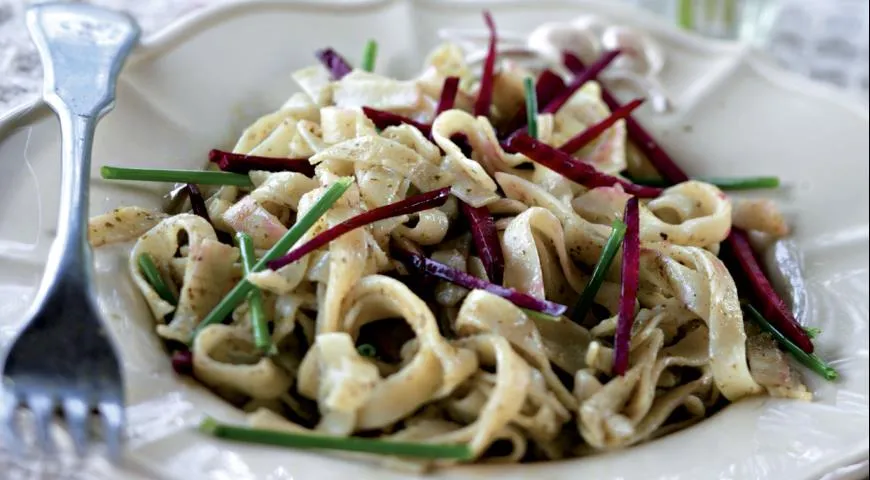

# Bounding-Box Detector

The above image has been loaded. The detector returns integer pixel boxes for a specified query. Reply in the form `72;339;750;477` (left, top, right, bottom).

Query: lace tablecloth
0;0;868;479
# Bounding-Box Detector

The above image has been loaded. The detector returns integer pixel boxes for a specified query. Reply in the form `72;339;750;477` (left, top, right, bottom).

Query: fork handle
43;113;98;288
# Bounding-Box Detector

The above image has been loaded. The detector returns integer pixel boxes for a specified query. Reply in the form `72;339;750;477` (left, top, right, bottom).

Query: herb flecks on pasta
90;10;832;471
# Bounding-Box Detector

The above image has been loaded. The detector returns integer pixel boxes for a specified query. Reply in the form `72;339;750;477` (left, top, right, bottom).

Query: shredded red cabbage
563;53;814;352
562;52;689;183
506;133;662;198
171;349;194;376
393;246;567;316
460;201;504;284
472;11;498;117
559;98;645;154
725;229;814;353
185;183;234;245
209;149;315;177
436;76;460;115
362;107;432;137
613;197;640;376
315;48;353;80
541;50;621;115
267;188;451;270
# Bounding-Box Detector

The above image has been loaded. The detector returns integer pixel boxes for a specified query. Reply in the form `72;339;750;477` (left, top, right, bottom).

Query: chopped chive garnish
629;175;780;190
138;253;177;305
743;304;838;381
572;219;627;323
101;166;253;187
237;232;271;354
192;178;354;341
522;309;561;322
198;416;473;459
357;344;377;357
361;39;378;72
804;326;821;339
523;77;538;139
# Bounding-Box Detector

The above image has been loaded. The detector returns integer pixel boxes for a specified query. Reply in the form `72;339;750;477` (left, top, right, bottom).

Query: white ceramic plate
0;1;867;479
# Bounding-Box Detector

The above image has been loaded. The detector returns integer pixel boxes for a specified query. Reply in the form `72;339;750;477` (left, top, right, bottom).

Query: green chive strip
629;175;780;190
743;304;838;381
571;219;627;323
192;178;354;341
522;308;561;322
357;344;377;358
138;253;177;305
198;416;473;459
361;39;378;72
237;233;272;354
101;166;253;187
804;326;821;339
523;76;538;139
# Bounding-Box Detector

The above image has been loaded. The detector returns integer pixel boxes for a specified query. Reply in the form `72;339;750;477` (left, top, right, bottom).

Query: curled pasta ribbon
297;332;381;435
496;172;612;267
578;327;713;449
88;206;167;248
647;243;763;400
431;109;526;179
333;70;424;113
572;181;732;247
432;334;532;457
336;275;479;430
455;290;578;410
551;82;627;175
129;214;239;342
232;92;321;154
193;324;292;400
502;207;588;304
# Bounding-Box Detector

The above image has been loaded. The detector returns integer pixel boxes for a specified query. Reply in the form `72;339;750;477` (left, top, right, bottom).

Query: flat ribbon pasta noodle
297;332;381;435
647;243;763;400
193;324;292;400
502;207;587;304
332;70;424;113
129;214;239;342
572;181;731;247
89;206;167;248
333;275;478;430
550;82;627;175
454;290;577;410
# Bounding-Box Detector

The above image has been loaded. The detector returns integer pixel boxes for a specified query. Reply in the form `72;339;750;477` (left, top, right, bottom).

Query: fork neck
44;111;97;284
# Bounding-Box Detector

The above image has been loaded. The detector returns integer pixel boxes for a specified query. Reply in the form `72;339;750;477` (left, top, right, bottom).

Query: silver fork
0;3;139;461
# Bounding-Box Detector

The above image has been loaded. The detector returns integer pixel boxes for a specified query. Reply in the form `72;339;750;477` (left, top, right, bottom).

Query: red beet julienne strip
472;11;498;117
541;49;621;115
563;52;814;352
506;133;662;198
185;184;234;245
393;246;567;316
562;52;689;184
613;197;640;376
362;107;432;137
726;228;815;353
267;187;451;270
209;150;315;177
460;201;505;285
559;98;646;155
436;76;460;116
315;47;353;80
